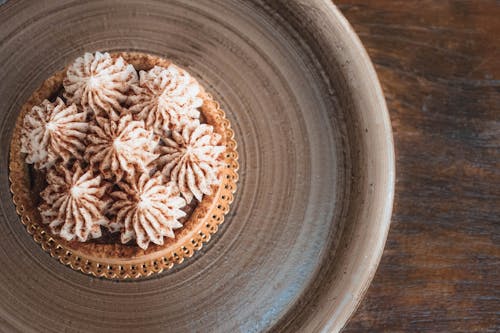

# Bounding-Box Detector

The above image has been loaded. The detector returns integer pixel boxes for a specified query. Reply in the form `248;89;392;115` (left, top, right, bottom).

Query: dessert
156;120;226;203
64;51;137;120
128;64;202;133
85;114;158;181
9;52;238;278
109;173;186;250
20;97;88;169
40;164;110;242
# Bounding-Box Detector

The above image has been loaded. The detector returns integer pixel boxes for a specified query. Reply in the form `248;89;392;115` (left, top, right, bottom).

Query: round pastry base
9;52;239;279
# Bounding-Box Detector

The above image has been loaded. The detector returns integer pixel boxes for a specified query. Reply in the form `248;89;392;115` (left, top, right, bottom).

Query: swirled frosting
85;114;158;181
156;120;225;203
128;65;202;133
39;164;110;242
21;52;229;250
109;173;186;249
20;98;88;169
63;52;137;120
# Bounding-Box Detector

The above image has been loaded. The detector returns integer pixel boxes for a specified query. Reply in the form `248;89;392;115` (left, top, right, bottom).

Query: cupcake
9;52;238;279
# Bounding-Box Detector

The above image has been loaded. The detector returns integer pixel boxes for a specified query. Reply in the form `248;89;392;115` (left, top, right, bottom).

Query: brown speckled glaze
0;1;394;332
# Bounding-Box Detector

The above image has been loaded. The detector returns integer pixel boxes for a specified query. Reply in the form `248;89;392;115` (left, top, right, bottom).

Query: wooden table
335;1;500;331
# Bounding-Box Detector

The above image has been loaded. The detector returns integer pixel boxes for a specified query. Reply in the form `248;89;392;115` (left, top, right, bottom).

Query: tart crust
9;52;238;279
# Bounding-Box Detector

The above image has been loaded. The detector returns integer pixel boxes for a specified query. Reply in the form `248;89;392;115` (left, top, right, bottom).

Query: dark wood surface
335;1;500;332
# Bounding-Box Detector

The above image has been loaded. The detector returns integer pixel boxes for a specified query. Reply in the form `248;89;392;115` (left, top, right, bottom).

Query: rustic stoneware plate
0;1;394;332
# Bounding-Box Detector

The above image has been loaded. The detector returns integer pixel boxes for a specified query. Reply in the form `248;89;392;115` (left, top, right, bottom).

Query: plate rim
282;1;395;332
325;3;394;332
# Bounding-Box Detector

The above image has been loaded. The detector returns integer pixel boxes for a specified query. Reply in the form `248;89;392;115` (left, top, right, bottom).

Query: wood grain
335;1;500;332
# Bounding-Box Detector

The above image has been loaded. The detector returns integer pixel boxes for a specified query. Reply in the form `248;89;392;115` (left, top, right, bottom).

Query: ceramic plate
0;1;394;332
